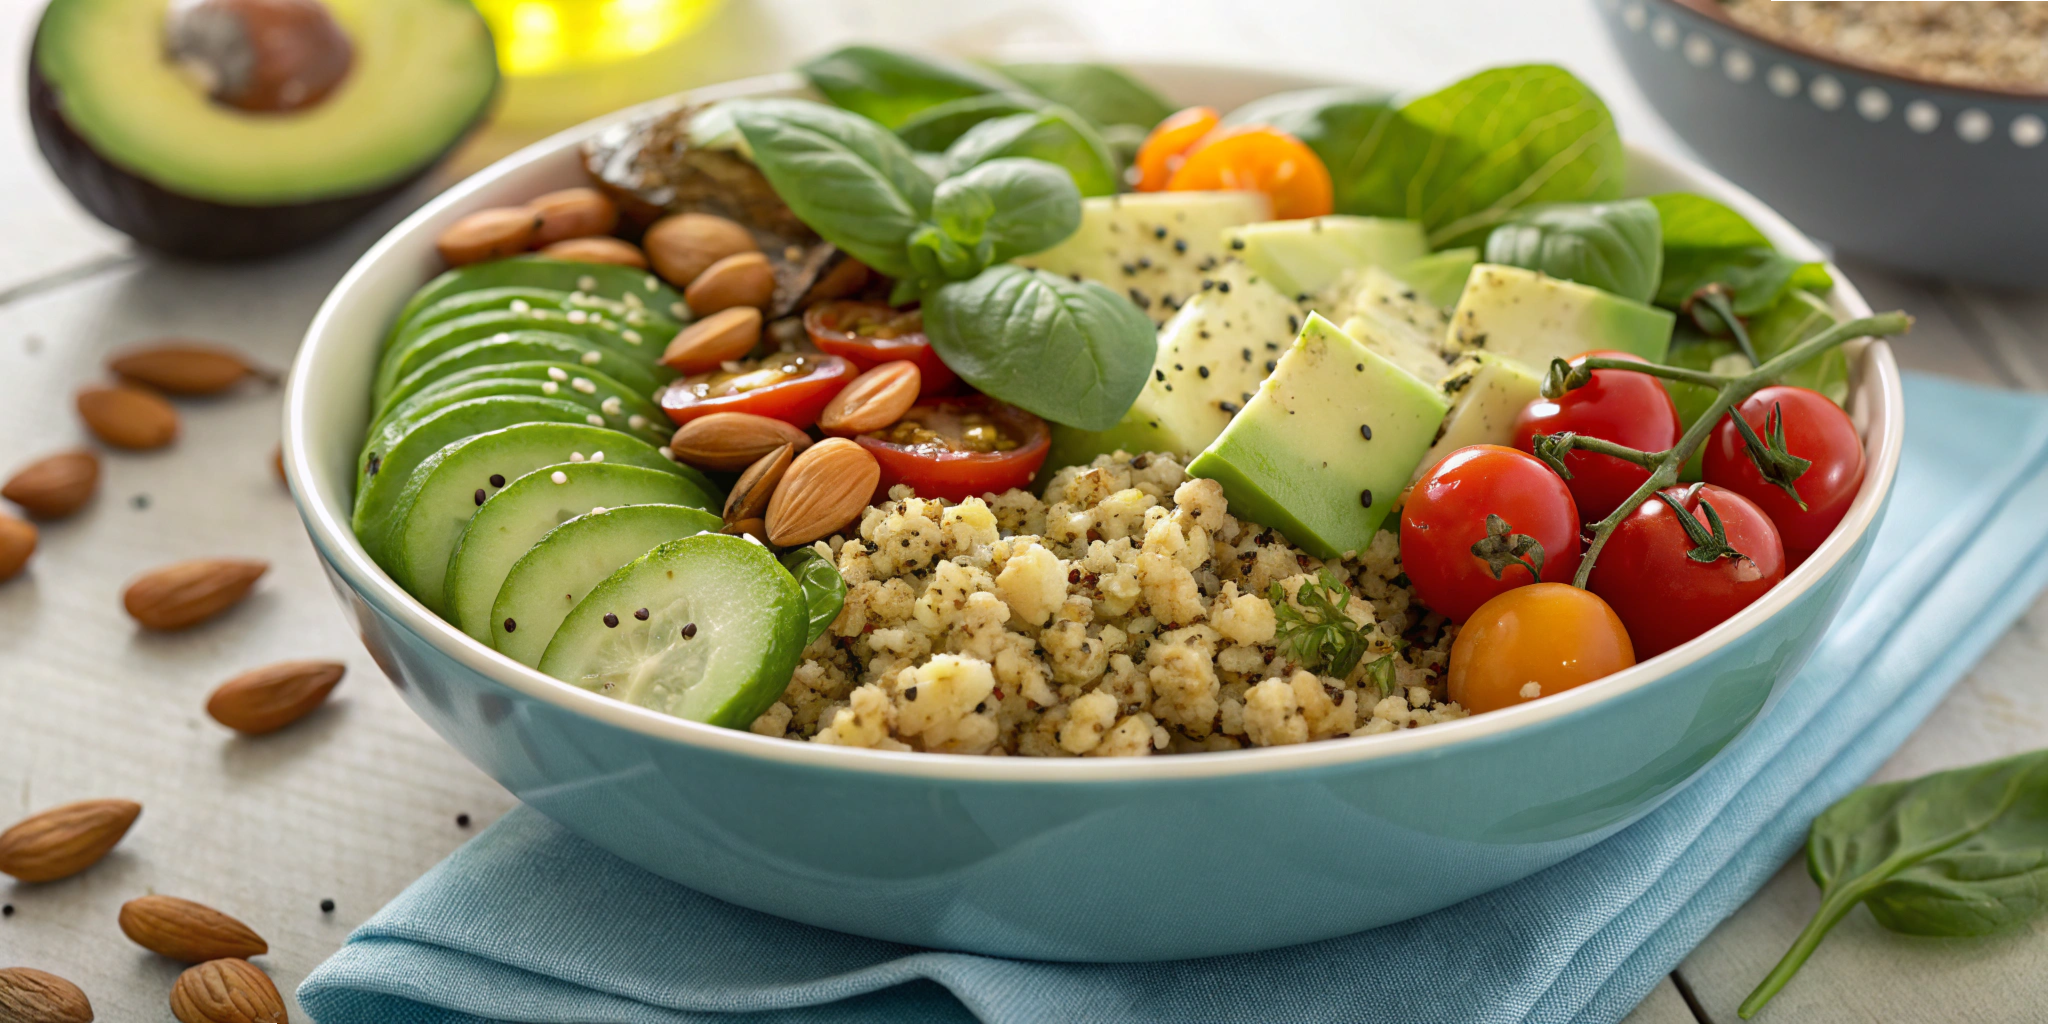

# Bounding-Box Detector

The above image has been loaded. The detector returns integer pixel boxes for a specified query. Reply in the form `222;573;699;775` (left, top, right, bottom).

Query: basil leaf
781;547;846;645
906;224;989;283
1222;86;1398;215
932;158;1082;265
798;45;1013;129
923;265;1156;430
896;92;1047;152
1483;199;1662;304
943;107;1120;197
1650;192;1772;250
726;99;935;279
1648;193;1833;318
996;62;1174;134
1744;749;2048;1018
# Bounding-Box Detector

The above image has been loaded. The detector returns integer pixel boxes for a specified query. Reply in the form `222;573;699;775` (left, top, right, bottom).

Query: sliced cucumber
394;287;679;348
382;332;674;412
388;256;689;347
489;503;722;665
369;373;669;448
381;424;703;613
374;309;672;405
539;534;805;728
444;462;718;639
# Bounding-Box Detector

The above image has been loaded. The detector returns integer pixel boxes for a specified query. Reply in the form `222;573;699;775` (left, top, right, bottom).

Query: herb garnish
1270;570;1374;680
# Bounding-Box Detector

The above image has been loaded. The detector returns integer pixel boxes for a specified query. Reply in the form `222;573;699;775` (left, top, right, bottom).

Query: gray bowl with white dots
1597;0;2048;287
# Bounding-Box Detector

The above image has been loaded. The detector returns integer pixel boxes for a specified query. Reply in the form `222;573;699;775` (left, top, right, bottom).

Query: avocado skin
26;38;494;261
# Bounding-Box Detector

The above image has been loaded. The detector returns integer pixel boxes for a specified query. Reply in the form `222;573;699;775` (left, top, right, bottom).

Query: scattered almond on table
0;514;37;583
2;450;100;519
108;341;272;396
0;798;142;883
123;558;268;630
119;895;268;964
168;958;286;1024
206;660;345;735
0;966;93;1023
76;383;179;450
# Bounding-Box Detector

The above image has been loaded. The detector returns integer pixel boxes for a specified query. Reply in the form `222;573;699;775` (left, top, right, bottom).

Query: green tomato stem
1560;435;1665;470
1577;357;1729;390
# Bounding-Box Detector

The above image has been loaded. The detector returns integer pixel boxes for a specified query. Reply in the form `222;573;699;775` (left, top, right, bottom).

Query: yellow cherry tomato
1165;125;1335;219
1447;583;1635;714
1133;106;1220;192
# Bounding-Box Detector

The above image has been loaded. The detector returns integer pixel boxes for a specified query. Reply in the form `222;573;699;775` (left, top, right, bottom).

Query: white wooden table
1;1;2042;1021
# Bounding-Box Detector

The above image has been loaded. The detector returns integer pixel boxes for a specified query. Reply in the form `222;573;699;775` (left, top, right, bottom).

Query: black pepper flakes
489;473;506;488
1265;360;1277;372
1229;237;1245;250
474;488;487;506
906;686;920;702
456;813;471;828
1155;369;1165;382
1219;401;1240;414
1197;365;1210;378
503;617;516;633
1153;226;1168;239
320;899;335;913
1128;288;1151;308
603;612;620;628
1217;281;1231;293
1287;314;1300;333
1360;489;1374;508
1360;424;1373;440
1241;347;1253;362
634;607;650;620
682;623;698;639
1173;238;1188;253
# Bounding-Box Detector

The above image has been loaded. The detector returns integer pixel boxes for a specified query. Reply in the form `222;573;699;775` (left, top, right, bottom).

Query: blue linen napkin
300;373;2048;1024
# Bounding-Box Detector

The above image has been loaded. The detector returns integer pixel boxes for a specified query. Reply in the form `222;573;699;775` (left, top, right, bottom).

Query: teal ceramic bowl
283;63;1903;962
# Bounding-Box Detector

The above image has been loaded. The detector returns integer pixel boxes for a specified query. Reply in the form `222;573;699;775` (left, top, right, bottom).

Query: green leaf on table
931;158;1082;265
782;547;846;645
922;265;1156;431
943;107;1121;197
798;44;1014;129
1222;86;1398;216
725;98;936;279
996;62;1175;134
1482;198;1663;304
896;92;1048;152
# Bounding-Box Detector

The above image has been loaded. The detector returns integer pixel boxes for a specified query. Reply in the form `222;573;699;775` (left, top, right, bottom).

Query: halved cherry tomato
1400;445;1583;623
1449;583;1635;714
1133;106;1220;192
855;396;1049;502
1702;386;1864;567
1587;483;1786;659
1165;125;1334;219
1512;350;1681;523
803;301;957;396
657;353;854;428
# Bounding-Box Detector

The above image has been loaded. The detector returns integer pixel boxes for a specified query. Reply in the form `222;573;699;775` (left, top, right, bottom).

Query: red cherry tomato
657;353;854;428
1165;125;1334;220
1133;106;1220;192
1400;445;1584;623
855;396;1049;502
804;301;957;396
1512;350;1682;523
1587;483;1786;659
1448;583;1635;714
1702;386;1865;567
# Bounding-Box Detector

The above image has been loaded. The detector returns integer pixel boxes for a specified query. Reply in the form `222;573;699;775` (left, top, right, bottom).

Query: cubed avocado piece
1016;191;1272;325
1448;264;1675;368
1412;354;1545;482
1332;266;1457;384
1221;216;1428;300
1399;247;1480;309
1190;314;1448;559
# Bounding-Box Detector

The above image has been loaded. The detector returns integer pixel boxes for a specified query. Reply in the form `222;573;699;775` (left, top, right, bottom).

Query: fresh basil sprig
895;92;1048;151
1741;749;2048;1018
1483;199;1663;305
923;265;1154;431
943;106;1120;197
797;45;1015;130
726;99;935;279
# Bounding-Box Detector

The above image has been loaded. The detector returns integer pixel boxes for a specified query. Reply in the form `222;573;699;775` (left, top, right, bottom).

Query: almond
725;443;794;524
723;517;766;539
108;341;270;396
3;450;99;518
539;236;647;269
0;967;93;1023
120;896;268;963
683;252;774;315
77;384;179;450
0;514;34;583
436;206;540;266
669;413;810;472
0;798;141;882
818;362;920;436
169;959;285;1024
123;558;267;630
644;212;757;288
802;256;870;308
658;307;762;374
766;438;880;546
206;660;344;735
523;187;618;245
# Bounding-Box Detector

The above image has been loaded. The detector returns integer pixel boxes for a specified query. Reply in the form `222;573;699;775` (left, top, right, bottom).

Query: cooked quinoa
1720;1;2048;92
748;452;1467;756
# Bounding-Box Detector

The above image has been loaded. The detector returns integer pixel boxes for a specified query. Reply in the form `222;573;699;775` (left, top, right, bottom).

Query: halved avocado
29;0;498;259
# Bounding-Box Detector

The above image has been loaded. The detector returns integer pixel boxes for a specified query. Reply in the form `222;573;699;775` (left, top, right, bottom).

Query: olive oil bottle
470;0;721;77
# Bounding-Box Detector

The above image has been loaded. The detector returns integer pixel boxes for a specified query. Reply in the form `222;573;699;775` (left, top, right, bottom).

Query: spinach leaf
1222;86;1398;215
896;92;1047;152
995;62;1174;134
923;265;1156;430
725;99;936;279
1482;199;1662;305
798;45;1014;129
1648;193;1833;319
932;158;1082;266
943;107;1120;197
782;547;846;645
1651;191;1772;250
1741;749;2048;1019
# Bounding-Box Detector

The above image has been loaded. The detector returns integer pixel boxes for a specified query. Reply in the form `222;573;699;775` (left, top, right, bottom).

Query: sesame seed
590;451;605;463
634;607;650;620
473;488;486;506
581;352;602;365
571;452;585;462
542;381;559;394
601;397;623;414
658;446;673;459
644;276;659;292
1359;489;1374;508
1360;424;1373;440
1217;281;1230;293
586;414;605;426
1173;239;1187;253
567;309;589;324
492;332;511;343
604;612;620;627
548;367;569;382
503;617;516;632
1153;226;1168;239
670;302;688;318
1242;348;1252;361
590;506;607;514
1265;360;1277;372
1229;237;1245;250
628;415;647;429
681;623;698;639
1197;366;1210;378
550;471;568;484
623;329;642;345
573;377;597;394
320;899;335;913
510;299;530;314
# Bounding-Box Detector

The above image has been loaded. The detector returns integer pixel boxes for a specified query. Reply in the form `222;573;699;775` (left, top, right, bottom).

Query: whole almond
3;450;99;518
539;236;647;269
77;384;179;450
669;413;810;472
802;257;870;308
0;967;93;1023
120;896;268;963
108;341;269;395
206;660;345;735
0;514;34;583
436;206;540;266
659;307;762;374
123;558;267;630
644;212;758;288
723;517;766;539
0;798;141;882
818;362;920;436
725;443;794;524
683;252;774;315
169;959;285;1024
766;438;880;546
523;187;618;245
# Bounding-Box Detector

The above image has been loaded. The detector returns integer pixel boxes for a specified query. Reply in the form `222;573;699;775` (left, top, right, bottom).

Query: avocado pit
166;0;354;114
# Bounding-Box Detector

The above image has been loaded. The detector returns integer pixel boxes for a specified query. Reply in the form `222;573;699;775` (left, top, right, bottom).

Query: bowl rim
1657;0;2048;102
284;60;1904;784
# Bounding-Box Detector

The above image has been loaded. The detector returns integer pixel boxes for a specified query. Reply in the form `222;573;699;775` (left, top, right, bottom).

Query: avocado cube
1222;216;1429;299
1449;264;1675;368
1189;314;1448;559
1412;353;1545;483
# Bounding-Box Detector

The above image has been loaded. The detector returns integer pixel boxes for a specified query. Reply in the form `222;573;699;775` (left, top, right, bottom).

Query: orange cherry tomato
1133;106;1220;192
1447;583;1635;715
1165;126;1334;219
